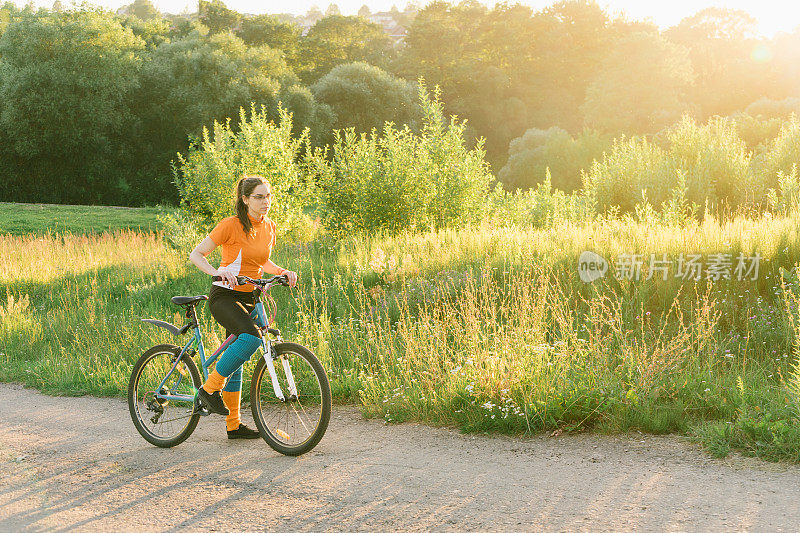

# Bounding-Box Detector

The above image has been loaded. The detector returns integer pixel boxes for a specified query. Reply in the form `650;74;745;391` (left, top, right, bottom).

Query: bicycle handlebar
211;274;290;288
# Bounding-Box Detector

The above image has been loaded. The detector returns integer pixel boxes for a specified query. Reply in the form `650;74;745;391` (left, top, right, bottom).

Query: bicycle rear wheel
250;342;331;456
128;344;202;448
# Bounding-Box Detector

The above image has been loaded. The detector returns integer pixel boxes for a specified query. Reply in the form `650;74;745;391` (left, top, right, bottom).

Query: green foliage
172;104;309;239
129;32;303;203
583;32;694;134
0;8;144;205
397;1;532;165
276;84;335;146
120;15;170;49
310;85;492;234
237;14;301;63
695;367;800;463
488;170;597;227
498;127;610;192
730;112;784;151
583;136;677;214
298;15;393;84
767;166;800;215
745;97;800;120
126;0;160;21
0;0;798;211
667;115;755;209
311;62;420;137
525;0;622;132
198;0;239;35
757;117;800;191
585;115;773;216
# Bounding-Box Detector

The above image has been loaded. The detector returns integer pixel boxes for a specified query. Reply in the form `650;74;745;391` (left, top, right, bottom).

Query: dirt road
2;383;800;532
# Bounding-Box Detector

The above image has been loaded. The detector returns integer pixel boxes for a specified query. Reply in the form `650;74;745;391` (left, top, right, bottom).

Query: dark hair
235;175;270;235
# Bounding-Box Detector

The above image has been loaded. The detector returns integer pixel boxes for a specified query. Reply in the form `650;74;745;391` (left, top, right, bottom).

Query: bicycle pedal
194;400;211;417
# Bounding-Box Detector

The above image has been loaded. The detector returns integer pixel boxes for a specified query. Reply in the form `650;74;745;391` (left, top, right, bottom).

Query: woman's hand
215;270;239;289
284;270;298;287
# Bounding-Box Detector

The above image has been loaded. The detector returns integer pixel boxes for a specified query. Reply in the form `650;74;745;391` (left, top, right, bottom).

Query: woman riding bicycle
188;175;297;439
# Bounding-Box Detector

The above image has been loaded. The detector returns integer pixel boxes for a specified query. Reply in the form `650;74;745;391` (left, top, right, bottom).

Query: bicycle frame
152;282;298;404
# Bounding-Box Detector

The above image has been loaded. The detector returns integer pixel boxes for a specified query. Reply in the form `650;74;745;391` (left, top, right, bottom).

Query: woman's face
243;183;272;217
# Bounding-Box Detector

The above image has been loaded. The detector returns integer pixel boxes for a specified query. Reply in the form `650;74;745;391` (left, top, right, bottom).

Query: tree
498;127;609;191
128;0;160;21
298;15;393;83
236;14;301;64
325;4;340;16
583;32;694;134
199;0;240;34
357;5;370;18
523;0;627;132
311;62;420;137
397;1;531;165
305;5;323;25
129;33;301;202
0;9;144;204
51;0;62;12
665;8;774;119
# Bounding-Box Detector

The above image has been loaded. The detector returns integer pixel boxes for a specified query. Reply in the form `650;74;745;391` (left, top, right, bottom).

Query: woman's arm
264;259;297;287
189;236;238;287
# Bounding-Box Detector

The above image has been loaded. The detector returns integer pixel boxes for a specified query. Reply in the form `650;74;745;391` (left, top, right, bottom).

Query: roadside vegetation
3;1;800;464
4;205;800;461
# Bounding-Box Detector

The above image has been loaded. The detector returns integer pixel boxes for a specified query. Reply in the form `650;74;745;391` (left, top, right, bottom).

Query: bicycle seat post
184;303;199;330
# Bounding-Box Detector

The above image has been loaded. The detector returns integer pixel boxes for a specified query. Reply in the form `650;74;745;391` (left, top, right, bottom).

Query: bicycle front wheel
250;342;332;456
128;344;202;448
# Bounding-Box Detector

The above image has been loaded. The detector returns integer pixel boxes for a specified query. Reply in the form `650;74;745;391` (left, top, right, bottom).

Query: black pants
208;284;262;340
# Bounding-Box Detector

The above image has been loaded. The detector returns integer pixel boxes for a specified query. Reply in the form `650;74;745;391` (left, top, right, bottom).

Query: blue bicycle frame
152;299;277;404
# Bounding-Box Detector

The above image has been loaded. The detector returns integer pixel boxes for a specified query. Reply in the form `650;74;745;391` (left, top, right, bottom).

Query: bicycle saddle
170;295;209;306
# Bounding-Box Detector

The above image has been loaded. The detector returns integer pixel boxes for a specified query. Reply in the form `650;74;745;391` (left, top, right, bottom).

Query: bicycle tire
128;344;202;448
250;342;331;456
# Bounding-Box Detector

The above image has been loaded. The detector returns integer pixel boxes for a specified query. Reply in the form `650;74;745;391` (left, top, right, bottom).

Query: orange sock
202;369;226;394
222;390;241;431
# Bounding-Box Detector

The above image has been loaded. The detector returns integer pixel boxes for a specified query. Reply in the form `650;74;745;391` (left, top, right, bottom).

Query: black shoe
196;388;229;416
227;424;261;440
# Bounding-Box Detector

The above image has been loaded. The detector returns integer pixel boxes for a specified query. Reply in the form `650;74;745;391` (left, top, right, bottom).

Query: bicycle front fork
255;302;299;402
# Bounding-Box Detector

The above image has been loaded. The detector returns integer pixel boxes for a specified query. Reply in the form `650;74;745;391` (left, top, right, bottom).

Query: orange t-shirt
208;214;277;292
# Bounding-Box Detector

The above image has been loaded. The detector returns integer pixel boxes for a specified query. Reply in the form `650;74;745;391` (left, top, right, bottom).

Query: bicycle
127;274;331;456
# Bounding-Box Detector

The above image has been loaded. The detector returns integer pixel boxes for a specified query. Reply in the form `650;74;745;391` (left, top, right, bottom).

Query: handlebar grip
211;275;247;285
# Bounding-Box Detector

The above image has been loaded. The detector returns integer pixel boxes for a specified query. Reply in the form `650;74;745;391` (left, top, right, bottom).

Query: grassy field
0;202;167;235
3;204;800;462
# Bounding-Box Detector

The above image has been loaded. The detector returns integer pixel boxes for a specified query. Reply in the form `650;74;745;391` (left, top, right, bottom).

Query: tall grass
3;213;800;460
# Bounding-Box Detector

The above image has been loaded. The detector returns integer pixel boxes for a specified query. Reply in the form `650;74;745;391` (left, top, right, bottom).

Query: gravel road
2;383;800;532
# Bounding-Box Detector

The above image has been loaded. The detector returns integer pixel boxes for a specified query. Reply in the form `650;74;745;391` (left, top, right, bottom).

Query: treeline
0;0;798;206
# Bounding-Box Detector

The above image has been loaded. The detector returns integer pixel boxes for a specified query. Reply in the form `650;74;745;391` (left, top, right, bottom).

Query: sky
13;0;800;38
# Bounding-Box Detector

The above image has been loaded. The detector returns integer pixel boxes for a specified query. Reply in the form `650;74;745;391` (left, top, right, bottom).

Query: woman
189;175;298;439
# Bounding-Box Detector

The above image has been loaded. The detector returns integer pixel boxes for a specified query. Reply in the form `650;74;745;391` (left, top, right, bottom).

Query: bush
172;104;313;241
667;116;756;209
758;116;800;192
497;127;610;192
488;170;597;227
586;116;767;217
745;97;800;119
730;112;784;151
310;84;493;234
583;136;677;214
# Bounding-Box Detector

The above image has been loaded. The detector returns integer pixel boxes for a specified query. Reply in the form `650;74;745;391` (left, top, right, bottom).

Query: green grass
3;211;800;462
0;202;169;235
